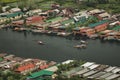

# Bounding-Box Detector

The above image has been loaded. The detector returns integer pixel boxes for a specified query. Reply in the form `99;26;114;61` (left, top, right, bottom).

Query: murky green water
0;29;120;66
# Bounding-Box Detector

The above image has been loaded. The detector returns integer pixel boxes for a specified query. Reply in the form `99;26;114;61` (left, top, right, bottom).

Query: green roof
6;12;23;18
112;26;120;31
27;70;53;79
73;27;80;30
46;17;62;23
88;20;108;28
61;19;74;25
58;26;67;29
0;57;3;61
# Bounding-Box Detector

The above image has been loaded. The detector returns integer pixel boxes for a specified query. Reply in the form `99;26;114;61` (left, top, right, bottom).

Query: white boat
74;44;86;48
80;40;88;44
38;41;44;45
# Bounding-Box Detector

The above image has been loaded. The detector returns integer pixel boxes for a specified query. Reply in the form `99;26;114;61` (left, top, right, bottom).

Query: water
0;29;120;66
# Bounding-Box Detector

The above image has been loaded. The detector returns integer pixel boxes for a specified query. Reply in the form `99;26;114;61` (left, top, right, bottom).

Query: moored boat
37;41;44;45
80;40;88;44
74;44;86;48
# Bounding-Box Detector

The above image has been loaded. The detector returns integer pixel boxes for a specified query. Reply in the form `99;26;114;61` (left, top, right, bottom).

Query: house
88;9;105;15
111;25;120;31
88;20;109;32
98;12;111;20
1;12;24;21
27;70;54;80
99;30;114;39
9;8;21;13
61;18;74;26
2;6;10;12
15;63;37;74
0;12;9;24
45;17;63;24
45;66;58;72
12;16;45;27
80;28;96;36
81;62;95;68
26;9;42;16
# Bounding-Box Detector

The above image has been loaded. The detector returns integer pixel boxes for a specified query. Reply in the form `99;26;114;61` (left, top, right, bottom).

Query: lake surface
0;29;120;66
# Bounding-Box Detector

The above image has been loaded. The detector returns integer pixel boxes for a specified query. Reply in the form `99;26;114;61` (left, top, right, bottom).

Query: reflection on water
0;29;120;66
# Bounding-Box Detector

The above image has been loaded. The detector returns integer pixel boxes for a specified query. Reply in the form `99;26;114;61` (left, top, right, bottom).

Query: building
80;28;96;36
27;70;54;80
15;63;37;74
88;20;109;32
9;8;21;13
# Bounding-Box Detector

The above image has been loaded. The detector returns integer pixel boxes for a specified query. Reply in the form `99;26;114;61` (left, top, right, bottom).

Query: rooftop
112;26;120;31
45;17;62;23
88;20;109;28
27;70;53;79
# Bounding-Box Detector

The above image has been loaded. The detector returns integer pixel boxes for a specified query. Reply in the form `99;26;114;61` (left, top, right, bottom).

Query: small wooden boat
74;44;86;48
38;41;44;45
80;40;88;44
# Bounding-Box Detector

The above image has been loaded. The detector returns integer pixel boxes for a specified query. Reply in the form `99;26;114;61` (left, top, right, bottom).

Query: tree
0;5;2;13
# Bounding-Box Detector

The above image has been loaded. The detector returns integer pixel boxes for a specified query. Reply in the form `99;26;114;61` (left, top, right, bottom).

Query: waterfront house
12;16;45;27
0;53;7;58
99;30;114;39
88;20;109;32
15;63;37;74
4;55;15;61
81;62;95;68
48;23;61;31
88;71;106;79
82;70;99;77
80;28;96;37
73;27;81;35
73;27;90;35
62;60;74;65
45;66;58;72
105;74;120;80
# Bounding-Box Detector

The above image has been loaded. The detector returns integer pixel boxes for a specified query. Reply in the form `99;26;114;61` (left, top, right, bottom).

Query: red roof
27;16;45;23
16;63;35;72
12;16;46;25
39;64;48;70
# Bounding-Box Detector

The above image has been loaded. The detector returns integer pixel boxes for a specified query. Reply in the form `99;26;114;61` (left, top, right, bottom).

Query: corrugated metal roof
28;70;53;79
88;20;108;28
61;19;74;25
112;26;120;31
46;17;62;23
6;12;23;18
81;62;94;68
